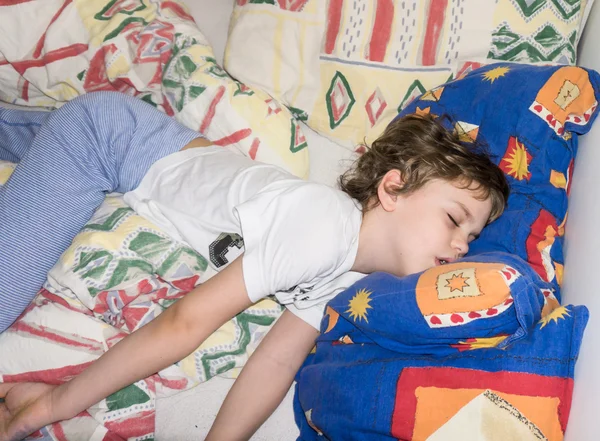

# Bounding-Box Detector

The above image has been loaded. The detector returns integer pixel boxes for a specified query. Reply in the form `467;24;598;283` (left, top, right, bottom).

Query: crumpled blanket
0;163;283;439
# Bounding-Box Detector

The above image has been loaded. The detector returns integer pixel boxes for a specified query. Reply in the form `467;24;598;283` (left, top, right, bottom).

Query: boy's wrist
49;382;80;421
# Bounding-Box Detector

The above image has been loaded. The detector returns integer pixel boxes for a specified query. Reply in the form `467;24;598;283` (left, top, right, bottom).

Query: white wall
562;2;600;438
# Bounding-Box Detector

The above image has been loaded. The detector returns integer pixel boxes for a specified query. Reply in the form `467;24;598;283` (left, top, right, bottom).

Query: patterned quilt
0;0;309;178
0;0;297;438
0;163;283;440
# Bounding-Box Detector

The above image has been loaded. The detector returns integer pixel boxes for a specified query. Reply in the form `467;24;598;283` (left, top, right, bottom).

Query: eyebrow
456;201;473;222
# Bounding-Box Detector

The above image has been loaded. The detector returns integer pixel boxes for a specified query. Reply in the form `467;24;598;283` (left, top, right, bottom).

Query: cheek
393;206;447;251
401;223;440;252
418;220;452;249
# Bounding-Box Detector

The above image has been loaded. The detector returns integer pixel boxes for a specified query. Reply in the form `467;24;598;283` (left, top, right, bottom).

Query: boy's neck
352;206;392;275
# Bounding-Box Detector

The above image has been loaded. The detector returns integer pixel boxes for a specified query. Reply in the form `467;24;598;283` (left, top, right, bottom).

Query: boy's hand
0;382;57;441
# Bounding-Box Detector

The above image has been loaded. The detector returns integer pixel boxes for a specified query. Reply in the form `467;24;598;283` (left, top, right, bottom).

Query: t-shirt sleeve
234;183;356;303
286;271;366;330
285;301;328;331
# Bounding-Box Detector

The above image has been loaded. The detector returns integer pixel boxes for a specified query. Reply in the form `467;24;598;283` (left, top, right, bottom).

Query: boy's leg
0;92;201;333
0;107;49;162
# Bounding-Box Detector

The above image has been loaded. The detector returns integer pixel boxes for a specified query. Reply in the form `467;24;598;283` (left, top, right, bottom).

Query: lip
435;257;455;266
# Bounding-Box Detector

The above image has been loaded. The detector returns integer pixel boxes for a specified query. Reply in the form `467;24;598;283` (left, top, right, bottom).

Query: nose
451;234;469;257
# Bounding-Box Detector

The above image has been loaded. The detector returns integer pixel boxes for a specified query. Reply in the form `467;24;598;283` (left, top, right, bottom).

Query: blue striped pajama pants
0;92;200;333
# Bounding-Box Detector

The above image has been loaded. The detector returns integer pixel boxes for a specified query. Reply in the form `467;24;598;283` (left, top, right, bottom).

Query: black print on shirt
282;285;315;302
209;233;244;268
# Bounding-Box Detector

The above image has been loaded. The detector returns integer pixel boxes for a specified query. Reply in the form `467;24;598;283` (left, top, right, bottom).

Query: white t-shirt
123;146;364;329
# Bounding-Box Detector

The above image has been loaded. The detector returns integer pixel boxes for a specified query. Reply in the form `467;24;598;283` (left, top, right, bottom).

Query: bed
1;0;600;439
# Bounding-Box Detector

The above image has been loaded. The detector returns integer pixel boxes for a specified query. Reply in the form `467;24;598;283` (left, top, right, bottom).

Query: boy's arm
206;309;319;441
0;257;251;440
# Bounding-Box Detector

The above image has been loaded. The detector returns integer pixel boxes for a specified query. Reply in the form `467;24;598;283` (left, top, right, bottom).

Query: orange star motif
445;273;470;292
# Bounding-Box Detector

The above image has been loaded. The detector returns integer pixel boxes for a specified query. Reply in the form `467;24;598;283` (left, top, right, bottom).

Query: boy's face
367;177;493;278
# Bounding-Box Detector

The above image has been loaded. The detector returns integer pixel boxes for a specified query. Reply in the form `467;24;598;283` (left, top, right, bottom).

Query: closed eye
447;214;459;227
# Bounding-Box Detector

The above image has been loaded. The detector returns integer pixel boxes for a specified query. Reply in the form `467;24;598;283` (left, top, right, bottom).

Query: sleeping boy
0;91;508;440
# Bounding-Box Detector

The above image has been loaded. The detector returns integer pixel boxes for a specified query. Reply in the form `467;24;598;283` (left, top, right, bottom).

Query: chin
388;267;407;278
391;261;429;278
408;263;433;277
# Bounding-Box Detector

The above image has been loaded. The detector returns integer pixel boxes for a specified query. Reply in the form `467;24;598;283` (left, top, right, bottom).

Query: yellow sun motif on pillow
539;306;570;329
482;66;510;83
346;288;373;323
501;137;532;180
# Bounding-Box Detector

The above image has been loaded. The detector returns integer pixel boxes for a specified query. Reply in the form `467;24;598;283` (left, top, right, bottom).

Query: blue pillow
399;63;600;293
294;252;588;440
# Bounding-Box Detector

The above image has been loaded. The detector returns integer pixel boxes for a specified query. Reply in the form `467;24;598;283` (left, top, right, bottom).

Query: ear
377;169;404;212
